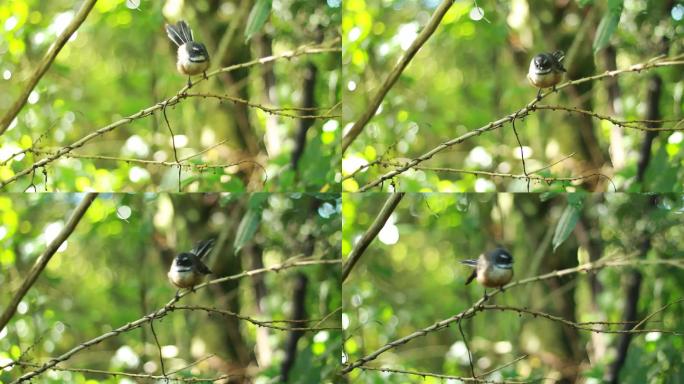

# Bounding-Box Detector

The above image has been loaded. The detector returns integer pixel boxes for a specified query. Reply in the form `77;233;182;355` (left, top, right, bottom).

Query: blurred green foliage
0;192;342;383
343;193;684;382
0;0;341;192
342;0;684;192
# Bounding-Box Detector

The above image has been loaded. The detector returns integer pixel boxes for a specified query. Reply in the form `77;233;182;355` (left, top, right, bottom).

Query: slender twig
480;304;682;334
0;193;98;330
12;362;244;383
480;354;529;376
313;306;342;328
342;193;405;282
534;105;684;131
457;317;475;378
185;93;340;119
377;161;617;192
0;0;97;135
356;366;538;383
148;319;167;382
174;306;341;331
341;0;456;152
510;117;530;191
160;103;181;192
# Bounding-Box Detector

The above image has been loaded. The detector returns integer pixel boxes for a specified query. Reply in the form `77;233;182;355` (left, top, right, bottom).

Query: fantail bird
461;248;513;292
527;50;566;100
165;20;210;87
168;238;214;294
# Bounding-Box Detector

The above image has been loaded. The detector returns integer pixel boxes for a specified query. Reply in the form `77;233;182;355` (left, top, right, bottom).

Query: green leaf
552;201;582;252
244;0;272;42
233;194;267;253
593;0;624;53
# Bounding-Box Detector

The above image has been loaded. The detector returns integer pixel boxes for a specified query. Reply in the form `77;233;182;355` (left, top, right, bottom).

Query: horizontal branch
480;302;683;335
13;362;242;383
356;366;535;383
175;305;341;331
341;257;684;374
534;104;684;131
185;93;340;119
377;161;617;191
10;258;340;383
28;149;266;175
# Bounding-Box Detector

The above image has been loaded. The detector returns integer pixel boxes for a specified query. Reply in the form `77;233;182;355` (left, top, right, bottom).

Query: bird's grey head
533;54;552;71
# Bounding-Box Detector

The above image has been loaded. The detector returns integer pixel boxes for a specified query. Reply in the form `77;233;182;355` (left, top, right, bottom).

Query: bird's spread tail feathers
460;259;478;267
165;20;193;46
191;238;215;259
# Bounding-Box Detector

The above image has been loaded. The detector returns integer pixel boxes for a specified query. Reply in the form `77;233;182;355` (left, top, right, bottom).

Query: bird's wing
195;259;212;275
165;23;185;46
178;20;194;42
552;50;567;72
191;238;215;259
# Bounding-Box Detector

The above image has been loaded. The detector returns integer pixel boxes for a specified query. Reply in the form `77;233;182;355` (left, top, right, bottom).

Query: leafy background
0;193;342;383
342;193;684;382
342;0;684;192
0;0;341;192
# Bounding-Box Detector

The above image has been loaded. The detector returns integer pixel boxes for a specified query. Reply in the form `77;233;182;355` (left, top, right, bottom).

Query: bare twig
174;305;340;331
480;304;682;334
185;93;339;119
377;161;617;192
534;105;683;131
356;366;537;383
12;362;244;383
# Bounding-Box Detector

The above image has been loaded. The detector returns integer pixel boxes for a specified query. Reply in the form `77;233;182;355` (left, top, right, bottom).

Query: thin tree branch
0;193;98;331
480;304;682;334
341;0;456;153
342;192;405;282
13;362;244;383
356;366;537;383
0;0;97;135
10;258;339;383
341;257;684;374
0;42;339;190
175;305;340;331
354;55;684;192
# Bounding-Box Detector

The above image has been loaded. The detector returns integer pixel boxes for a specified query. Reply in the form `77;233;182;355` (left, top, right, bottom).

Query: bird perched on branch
165;20;210;87
168;238;214;297
461;248;513;298
527;50;566;100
